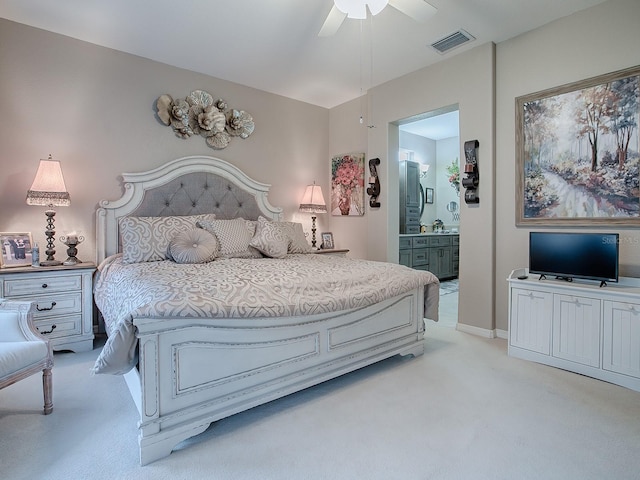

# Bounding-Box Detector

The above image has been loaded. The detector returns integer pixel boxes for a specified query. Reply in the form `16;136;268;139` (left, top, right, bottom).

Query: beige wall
495;0;640;332
0;19;329;262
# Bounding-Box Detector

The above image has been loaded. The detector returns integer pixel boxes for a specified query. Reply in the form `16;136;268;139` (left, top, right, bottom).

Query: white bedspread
92;254;439;375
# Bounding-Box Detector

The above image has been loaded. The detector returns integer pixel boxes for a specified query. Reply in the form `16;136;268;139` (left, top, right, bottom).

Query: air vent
430;29;475;54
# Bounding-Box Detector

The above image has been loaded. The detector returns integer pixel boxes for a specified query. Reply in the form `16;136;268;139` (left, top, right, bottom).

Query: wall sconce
366;158;381;208
462;140;479;204
299;182;327;249
26;155;70;266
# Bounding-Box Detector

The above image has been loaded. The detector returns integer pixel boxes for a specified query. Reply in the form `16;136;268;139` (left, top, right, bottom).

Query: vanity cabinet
399;234;458;279
508;269;640;392
399;161;421;234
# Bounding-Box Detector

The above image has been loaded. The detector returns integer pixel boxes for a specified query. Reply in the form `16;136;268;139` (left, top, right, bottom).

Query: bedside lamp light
299;182;327;249
26;155;71;266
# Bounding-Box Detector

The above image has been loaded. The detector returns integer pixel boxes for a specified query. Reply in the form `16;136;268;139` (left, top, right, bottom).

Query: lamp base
39;259;62;267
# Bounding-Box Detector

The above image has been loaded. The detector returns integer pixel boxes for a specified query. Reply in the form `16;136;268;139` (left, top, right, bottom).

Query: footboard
127;286;425;465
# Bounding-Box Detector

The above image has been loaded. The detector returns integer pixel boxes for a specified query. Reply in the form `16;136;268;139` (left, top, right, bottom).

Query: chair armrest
0;300;48;343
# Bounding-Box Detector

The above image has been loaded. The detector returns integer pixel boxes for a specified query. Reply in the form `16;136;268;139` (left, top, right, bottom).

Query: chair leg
42;368;53;415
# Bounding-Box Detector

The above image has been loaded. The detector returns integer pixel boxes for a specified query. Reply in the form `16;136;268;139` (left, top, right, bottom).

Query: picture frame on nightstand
0;232;33;268
320;232;334;250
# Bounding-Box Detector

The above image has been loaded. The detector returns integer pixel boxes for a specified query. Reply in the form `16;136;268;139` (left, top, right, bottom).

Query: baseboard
456;322;496;338
495;329;508;339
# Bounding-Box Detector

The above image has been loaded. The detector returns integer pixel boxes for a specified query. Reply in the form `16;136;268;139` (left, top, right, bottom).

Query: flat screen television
529;232;619;285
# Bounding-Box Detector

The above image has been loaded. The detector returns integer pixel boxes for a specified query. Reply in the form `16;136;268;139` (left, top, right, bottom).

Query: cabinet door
552;294;601;367
406;161;420;207
510;288;552;355
429;247;452;278
399;250;412;267
603;301;640;379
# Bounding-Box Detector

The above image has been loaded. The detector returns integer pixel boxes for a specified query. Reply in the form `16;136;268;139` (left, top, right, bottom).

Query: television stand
508;268;640;392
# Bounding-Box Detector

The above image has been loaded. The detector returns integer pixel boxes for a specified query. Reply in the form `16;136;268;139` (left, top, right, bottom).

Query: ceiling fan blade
318;4;347;37
389;0;437;23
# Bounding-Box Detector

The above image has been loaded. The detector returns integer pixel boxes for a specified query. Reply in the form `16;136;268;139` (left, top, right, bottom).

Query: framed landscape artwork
331;153;365;216
516;65;640;225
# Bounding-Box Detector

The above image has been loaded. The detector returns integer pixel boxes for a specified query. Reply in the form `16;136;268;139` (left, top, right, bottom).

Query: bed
93;155;439;465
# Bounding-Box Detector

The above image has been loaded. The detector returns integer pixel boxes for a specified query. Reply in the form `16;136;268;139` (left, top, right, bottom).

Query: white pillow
168;228;219;264
277;221;312;254
250;217;289;258
119;214;216;264
197;218;262;258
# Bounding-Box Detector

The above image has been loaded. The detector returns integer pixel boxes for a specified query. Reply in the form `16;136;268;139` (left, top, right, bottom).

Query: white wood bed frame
96;155;427;465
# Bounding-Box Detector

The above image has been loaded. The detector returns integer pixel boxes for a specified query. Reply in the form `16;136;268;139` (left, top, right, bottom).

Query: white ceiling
0;0;606;109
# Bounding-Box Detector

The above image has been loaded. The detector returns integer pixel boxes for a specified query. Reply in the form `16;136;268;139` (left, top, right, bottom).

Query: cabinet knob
41;283;48;288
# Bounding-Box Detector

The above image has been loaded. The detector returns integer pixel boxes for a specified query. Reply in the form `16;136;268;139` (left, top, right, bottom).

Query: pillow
249;217;290;258
277;221;312;253
197;218;262;258
119;214;216;264
168;228;219;264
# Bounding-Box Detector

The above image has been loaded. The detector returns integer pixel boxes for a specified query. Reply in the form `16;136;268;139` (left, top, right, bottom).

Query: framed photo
516;65;640;226
321;232;334;250
425;188;434;204
0;232;34;268
331;153;365;216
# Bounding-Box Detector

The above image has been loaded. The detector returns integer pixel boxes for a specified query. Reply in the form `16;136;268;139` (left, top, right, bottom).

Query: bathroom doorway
398;105;460;327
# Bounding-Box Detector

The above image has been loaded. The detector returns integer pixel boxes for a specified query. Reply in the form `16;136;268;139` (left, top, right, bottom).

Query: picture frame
0;232;34;268
516;65;640;226
425;188;434;204
320;232;334;250
331;153;365;216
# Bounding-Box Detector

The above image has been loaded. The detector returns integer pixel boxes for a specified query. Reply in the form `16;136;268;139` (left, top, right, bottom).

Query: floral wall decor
156;90;254;149
331;153;365;216
446;159;460;193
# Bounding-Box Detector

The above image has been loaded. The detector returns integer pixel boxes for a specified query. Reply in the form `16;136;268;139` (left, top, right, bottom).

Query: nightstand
311;249;350;256
0;262;95;352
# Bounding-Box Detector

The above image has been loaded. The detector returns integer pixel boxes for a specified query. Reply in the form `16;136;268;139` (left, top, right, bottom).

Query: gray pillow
249;217;290;258
168;228;219;264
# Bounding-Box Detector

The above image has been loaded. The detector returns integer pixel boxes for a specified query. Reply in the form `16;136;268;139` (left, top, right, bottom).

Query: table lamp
299;182;327;249
26;155;71;266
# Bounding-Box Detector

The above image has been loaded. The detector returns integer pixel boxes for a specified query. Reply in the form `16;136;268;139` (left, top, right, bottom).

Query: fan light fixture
334;0;388;19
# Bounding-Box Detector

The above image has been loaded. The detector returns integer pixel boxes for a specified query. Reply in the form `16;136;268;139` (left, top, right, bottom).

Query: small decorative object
25;155;70;266
331;153;365;216
0;232;34;268
516;65;640;226
321;232;334;250
446;159;460;194
432;219;444;233
366;157;381;208
299;182;327;249
60;233;84;265
462;140;479;204
425;187;434;204
155;90;254;150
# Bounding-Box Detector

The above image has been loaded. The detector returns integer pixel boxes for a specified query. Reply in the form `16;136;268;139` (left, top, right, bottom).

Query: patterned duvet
92;253;439;374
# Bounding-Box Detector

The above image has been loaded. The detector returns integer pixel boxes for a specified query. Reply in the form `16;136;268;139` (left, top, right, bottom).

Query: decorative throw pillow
197;218;262;258
168;228;219;264
277;221;312;253
249;216;289;258
119;214;217;264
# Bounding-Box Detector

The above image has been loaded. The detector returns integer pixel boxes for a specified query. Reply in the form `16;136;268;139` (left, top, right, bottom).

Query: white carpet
1;325;639;480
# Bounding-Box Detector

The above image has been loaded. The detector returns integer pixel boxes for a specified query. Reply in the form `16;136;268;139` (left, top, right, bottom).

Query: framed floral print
331;153;365;216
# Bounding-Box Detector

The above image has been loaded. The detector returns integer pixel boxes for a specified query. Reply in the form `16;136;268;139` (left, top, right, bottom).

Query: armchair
0;300;53;414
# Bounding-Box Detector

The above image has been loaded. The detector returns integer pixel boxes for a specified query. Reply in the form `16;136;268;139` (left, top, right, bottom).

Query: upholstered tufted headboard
96;155;283;263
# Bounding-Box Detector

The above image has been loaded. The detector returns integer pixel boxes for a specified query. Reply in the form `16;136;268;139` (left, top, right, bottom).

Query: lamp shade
299;183;327;213
26;156;70;207
334;0;388;19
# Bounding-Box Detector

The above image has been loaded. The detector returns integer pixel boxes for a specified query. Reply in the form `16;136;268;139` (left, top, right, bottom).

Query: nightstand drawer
30;293;83;319
3;274;83;296
34;314;82;339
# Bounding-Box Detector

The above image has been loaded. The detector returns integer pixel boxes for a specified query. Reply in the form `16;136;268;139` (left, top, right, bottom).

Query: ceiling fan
319;0;437;37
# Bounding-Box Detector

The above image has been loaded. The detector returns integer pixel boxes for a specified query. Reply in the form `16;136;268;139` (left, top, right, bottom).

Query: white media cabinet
508;269;640;392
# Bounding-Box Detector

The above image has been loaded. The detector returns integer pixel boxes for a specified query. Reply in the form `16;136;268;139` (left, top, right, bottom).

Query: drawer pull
42;283;48;289
38;325;57;335
36;301;57;311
